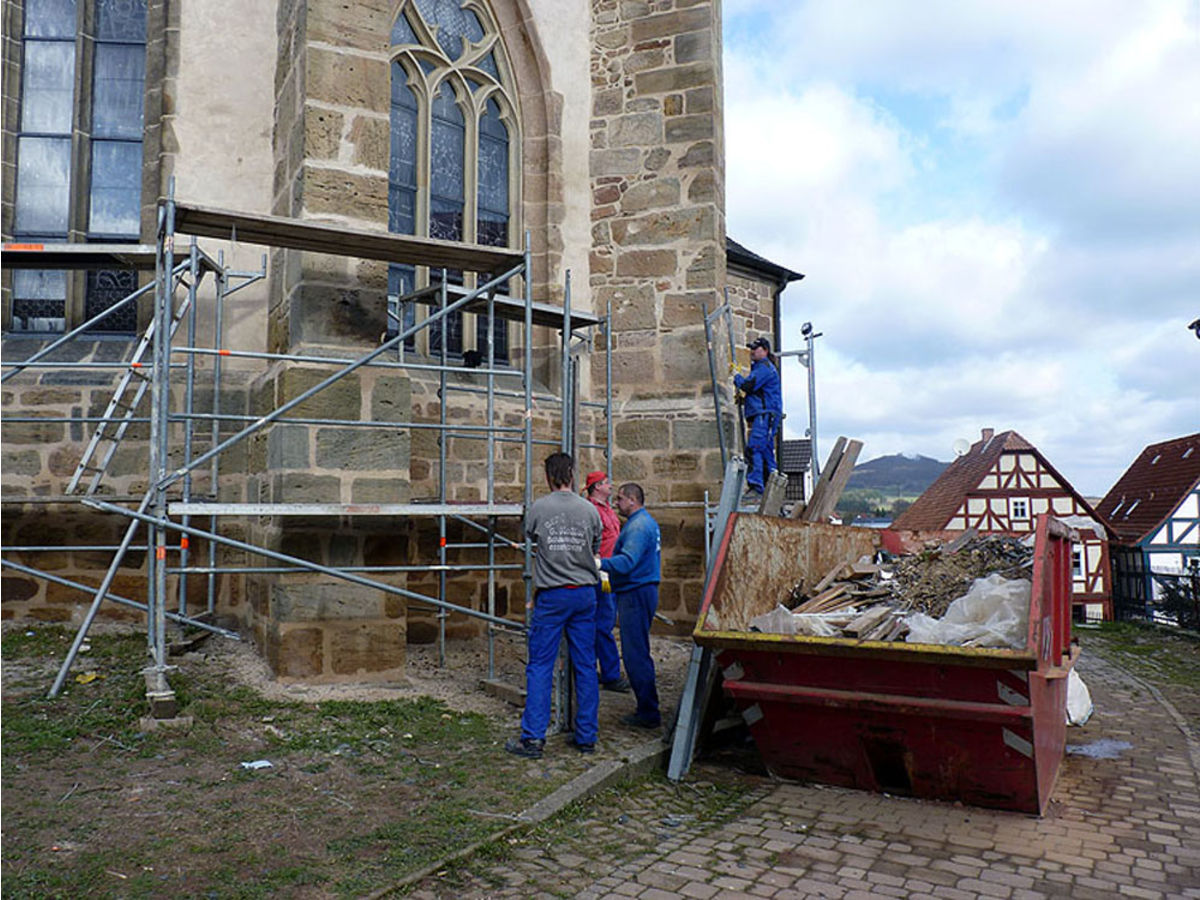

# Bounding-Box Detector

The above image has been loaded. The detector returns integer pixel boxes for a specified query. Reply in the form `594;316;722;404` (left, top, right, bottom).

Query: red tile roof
1096;432;1200;544
893;431;1030;530
892;429;1099;533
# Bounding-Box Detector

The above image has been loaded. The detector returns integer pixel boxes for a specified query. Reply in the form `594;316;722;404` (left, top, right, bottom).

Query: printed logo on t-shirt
543;513;592;553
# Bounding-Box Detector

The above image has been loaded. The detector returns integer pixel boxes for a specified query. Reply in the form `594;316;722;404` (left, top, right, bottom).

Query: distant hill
846;453;948;495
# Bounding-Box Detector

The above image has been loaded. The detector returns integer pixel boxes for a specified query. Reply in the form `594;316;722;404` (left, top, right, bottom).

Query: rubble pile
891;535;1034;618
755;533;1036;645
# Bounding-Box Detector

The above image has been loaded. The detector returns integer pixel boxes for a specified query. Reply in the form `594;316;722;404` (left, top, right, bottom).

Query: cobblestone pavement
407;650;1200;899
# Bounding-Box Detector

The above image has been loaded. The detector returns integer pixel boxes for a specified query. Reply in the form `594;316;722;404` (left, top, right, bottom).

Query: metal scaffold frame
1;179;613;721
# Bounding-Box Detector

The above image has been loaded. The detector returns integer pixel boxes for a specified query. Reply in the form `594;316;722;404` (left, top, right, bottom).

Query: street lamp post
798;322;822;478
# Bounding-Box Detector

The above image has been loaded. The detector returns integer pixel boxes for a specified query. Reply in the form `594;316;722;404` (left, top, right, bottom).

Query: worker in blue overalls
734;336;782;497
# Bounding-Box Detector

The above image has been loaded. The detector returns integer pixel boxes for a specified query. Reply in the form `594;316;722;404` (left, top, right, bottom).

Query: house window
1009;497;1030;520
1072;548;1084;578
388;0;516;362
9;0;148;334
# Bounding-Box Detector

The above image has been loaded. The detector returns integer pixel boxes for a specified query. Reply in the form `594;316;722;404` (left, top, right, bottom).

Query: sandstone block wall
588;0;727;626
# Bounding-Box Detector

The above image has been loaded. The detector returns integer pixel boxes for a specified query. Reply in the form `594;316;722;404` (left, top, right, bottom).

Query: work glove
729;362;746;378
599;571;611;593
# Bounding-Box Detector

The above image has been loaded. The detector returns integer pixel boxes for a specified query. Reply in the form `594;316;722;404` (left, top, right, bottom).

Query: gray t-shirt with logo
525;490;603;590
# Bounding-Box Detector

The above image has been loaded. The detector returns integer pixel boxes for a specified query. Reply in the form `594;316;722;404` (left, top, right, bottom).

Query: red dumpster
694;514;1076;815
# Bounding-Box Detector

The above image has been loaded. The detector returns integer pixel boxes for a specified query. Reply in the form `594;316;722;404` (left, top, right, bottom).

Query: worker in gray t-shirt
506;452;603;759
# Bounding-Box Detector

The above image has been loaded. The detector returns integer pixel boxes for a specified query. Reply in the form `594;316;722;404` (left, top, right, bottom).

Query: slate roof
780;439;812;501
891;429;1100;533
726;237;804;286
1096;432;1200;544
780;439;812;473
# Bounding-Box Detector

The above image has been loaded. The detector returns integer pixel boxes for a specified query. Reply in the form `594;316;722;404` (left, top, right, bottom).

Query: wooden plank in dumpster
693;514;1075;815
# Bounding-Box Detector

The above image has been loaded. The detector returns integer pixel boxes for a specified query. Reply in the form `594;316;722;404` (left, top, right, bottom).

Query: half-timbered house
891;428;1113;620
1096;433;1200;619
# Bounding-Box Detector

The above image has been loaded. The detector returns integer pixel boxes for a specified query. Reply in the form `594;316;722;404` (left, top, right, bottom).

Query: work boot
568;737;596;754
601;676;631;693
621;713;660;730
504;736;545;759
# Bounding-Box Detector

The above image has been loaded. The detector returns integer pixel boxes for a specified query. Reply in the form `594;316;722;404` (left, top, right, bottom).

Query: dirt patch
1;622;696;898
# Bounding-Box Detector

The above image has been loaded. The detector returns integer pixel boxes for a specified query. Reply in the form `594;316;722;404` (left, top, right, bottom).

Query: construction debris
752;534;1037;646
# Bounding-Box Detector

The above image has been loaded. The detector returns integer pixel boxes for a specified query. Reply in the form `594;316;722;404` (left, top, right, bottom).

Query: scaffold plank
171;202;524;273
167;502;525;517
435;283;602;329
1;241;221;272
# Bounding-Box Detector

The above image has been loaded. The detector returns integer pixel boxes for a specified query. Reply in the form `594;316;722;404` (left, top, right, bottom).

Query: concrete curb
367;736;670;898
520;735;670;824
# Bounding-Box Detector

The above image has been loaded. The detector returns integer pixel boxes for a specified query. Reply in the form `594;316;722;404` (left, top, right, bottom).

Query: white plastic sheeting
904;574;1031;649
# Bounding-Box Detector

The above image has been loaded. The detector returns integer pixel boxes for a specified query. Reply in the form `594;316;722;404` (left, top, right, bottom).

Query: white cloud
727;0;1200;496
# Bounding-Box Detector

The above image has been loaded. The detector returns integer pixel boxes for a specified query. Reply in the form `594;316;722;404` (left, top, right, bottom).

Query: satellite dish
952;438;970;457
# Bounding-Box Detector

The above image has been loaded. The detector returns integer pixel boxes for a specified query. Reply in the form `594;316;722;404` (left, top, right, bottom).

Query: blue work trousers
520;585;599;744
594;585;622;684
616;584;660;724
746;413;778;491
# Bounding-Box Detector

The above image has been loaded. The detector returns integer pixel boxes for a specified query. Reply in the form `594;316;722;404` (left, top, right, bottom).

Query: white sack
1066;668;1094;726
903;573;1031;649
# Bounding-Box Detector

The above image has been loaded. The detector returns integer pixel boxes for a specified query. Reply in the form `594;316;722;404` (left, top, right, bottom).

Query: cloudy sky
723;0;1200;496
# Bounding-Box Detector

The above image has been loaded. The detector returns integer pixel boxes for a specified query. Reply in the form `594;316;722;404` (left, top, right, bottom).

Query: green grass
1;626;567;899
1081;621;1200;688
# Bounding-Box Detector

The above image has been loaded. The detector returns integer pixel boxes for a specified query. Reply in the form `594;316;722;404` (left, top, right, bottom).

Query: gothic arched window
389;0;518;361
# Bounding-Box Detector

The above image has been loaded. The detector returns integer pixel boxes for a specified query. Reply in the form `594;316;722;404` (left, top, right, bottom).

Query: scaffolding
1;180;613;720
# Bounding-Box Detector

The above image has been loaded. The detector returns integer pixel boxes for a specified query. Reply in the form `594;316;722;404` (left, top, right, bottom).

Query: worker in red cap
585;470;630;693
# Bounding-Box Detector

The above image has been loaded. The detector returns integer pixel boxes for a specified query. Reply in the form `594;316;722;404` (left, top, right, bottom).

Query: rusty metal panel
704;515;880;632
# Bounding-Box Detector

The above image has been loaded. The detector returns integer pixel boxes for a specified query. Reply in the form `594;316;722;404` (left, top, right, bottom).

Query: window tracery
388;0;517;361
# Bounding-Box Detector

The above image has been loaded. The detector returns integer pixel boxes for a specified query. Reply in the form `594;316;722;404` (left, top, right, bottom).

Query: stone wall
588;0;727;626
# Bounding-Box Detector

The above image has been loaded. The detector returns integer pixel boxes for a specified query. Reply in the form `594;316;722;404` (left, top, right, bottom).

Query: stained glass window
9;0;147;334
389;0;515;361
389;71;418;347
